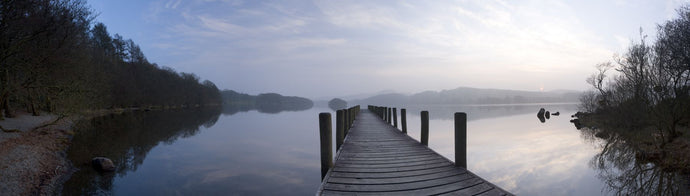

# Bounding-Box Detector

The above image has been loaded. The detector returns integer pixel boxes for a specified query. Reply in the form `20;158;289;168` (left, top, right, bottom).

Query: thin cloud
128;0;674;97
165;0;181;9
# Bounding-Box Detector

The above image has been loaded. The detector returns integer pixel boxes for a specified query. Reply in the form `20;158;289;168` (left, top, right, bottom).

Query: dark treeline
0;0;221;118
577;5;690;195
579;5;690;141
221;90;313;114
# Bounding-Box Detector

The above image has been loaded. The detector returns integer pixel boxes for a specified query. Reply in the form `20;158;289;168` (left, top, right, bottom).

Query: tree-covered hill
220;90;313;114
0;0;221;118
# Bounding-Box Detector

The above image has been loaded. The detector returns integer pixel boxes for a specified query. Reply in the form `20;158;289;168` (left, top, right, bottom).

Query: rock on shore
92;157;115;172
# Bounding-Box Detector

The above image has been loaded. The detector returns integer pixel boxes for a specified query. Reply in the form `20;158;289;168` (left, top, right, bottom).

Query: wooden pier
317;106;512;195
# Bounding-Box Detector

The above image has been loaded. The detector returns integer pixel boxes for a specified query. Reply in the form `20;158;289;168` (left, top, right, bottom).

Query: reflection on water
62;103;688;195
399;103;576;121
400;103;604;195
63;108;222;195
221;101;313;115
63;106;327;195
579;126;690;195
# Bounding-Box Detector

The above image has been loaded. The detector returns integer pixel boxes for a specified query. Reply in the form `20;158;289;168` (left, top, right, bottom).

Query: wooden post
401;109;407;134
336;110;345;150
380;107;384;119
455;112;467;168
421;111;429;146
383;107;388;121
393;108;398;128
386;108;393;125
344;109;349;131
319;113;332;180
349;108;354;126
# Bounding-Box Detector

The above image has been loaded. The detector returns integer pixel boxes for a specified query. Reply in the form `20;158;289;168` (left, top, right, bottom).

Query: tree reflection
579;127;689;195
62;107;221;195
221;100;312;115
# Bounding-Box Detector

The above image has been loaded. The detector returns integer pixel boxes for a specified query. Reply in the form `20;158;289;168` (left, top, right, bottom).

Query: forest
580;5;690;141
0;0;222;118
221;90;313;114
576;6;690;194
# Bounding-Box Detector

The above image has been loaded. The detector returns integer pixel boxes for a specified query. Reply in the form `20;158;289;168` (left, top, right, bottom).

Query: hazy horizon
90;0;689;98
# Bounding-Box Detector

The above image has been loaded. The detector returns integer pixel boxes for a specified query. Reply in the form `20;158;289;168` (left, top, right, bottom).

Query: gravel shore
0;111;76;195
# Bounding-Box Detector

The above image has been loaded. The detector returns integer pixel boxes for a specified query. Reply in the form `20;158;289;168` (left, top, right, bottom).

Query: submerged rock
92;157;115;172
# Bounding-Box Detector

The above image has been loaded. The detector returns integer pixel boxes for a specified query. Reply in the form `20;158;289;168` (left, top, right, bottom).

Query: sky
88;0;690;99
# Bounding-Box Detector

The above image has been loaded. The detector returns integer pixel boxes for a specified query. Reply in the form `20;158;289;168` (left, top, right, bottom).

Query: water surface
63;104;646;195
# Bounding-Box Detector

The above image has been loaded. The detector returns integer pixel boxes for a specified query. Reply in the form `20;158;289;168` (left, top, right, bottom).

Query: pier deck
317;109;512;195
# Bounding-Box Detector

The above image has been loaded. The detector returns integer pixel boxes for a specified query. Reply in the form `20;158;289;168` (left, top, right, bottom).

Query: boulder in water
537;108;545;117
537;108;546;123
92;157;115;172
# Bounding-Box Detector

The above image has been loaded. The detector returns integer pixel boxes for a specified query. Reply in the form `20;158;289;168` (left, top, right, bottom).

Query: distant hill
220;90;313;114
353;87;580;105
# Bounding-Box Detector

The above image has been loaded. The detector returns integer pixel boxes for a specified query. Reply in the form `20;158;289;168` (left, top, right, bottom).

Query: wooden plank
334;158;448;169
337;151;435;158
332;162;452;173
327;169;467;184
329;166;458;178
323;173;476;192
336;156;442;165
339;148;432;154
321;178;485;196
340;145;421;150
336;154;438;161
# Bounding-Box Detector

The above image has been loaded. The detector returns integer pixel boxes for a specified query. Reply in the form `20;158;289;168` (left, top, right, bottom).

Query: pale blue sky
89;0;689;98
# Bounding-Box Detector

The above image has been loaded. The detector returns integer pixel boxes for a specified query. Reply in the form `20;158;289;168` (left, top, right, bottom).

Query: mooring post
336;110;345;150
319;113;332;180
401;108;407;134
349;107;354;126
344;109;349;131
383;107;388;121
393;108;398;128
386;108;393;125
421;111;429;146
376;106;380;118
455;112;467;168
380;106;384;119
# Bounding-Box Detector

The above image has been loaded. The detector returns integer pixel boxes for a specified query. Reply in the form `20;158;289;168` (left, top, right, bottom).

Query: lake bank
0;107;178;195
0;111;76;195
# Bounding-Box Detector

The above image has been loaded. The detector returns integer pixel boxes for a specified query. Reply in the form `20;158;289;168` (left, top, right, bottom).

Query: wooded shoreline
0;105;226;195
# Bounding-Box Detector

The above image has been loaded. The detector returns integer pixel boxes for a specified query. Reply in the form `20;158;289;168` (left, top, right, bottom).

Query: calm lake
62;103;619;195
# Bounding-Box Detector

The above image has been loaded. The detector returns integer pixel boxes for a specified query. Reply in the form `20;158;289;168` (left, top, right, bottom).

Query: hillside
220;90;313;114
353;87;580;105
